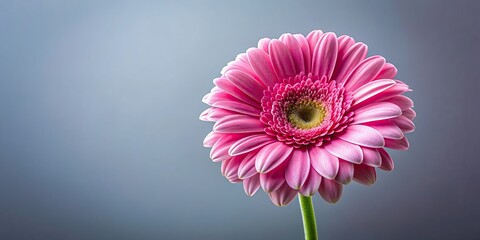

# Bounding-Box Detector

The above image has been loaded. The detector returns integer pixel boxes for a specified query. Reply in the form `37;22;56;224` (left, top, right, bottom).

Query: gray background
0;0;479;239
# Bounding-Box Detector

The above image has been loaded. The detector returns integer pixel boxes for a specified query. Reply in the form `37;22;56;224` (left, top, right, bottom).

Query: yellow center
288;100;326;129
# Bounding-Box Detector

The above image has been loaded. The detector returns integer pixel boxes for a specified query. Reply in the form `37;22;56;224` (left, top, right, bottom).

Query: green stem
298;194;318;240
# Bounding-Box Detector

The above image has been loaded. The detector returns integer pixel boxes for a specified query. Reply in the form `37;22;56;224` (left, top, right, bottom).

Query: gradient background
1;0;479;239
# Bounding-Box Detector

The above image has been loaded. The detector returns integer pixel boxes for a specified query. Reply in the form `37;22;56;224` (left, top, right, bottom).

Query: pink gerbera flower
200;30;415;207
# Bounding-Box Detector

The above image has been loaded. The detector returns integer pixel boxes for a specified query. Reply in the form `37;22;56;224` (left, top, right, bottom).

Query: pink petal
199;108;212;121
243;174;261;196
210;86;222;93
375;62;397;79
331;35;355;81
246;48;278;86
257;38;271;52
391;115;415;133
337;125;385;148
402;108;416;120
324;138;363;164
344;56;386;92
385;95;414;110
202;92;211;104
336;36;355;63
269;183;298;207
260;165;286;192
225;70;265;101
353;164;376;185
336;35;355;57
224;155;244;182
221;158;232;176
285;148;311;189
352;102;402;124
376;82;410;100
233;56;251;73
221;53;257;77
207;108;236;121
311;32;338;79
319;179;343;204
385;137;409;150
333;42;368;82
213;115;264;133
352;79;396;107
335;160;354;184
220;60;238;76
237;151;259;179
293;34;311;73
378;148;394;171
203;89;237;105
364;120;404;140
280;33;305;74
394;80;410;89
306;30;324;55
351;82;410;109
309;147;339;179
299;169;322;196
255;142;293;173
361;147;382;167
213;77;259;107
203;131;222;147
210;135;241;162
269;39;296;79
212;101;260;117
229;134;274;156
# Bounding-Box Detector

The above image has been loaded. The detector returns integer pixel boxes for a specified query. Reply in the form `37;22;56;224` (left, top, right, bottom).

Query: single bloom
200;30;415;206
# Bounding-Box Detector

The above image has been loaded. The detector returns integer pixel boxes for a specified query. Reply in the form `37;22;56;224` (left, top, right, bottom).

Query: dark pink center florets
260;73;354;147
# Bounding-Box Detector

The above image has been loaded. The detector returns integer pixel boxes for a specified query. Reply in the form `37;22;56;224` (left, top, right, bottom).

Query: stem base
298;194;318;240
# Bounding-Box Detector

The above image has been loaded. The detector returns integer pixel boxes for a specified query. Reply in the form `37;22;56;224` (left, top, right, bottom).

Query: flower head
200;30;415;206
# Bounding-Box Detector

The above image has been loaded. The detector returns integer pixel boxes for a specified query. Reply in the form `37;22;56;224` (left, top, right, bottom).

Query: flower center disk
260;74;354;147
288;100;326;130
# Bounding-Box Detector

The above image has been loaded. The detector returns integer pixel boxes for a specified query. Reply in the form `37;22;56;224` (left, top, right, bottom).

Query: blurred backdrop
0;0;479;239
